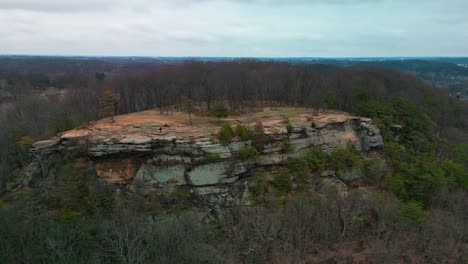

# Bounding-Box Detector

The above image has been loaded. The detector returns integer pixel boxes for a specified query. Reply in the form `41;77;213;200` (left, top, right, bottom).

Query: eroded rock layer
9;111;385;204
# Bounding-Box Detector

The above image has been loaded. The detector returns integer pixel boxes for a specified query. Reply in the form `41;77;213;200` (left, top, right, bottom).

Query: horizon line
1;54;468;60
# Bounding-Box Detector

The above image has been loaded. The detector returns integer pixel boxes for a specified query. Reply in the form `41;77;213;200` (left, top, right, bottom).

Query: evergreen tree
181;96;196;125
251;122;266;151
212;101;228;122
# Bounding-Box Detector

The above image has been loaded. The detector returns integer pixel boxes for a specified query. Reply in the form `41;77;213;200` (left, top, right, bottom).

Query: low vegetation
280;140;294;153
271;169;293;193
212;101;228;122
205;153;221;163
235;124;253;141
217;122;234;146
238;146;258;161
251;122;267;151
285;123;294;134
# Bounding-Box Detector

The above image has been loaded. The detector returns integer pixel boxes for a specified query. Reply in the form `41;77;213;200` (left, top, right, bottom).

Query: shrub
35;162;91;212
251;122;266;151
300;127;308;138
84;186;114;215
399;201;428;226
60;209;81;224
286;124;294;134
235;124;253;141
210;132;217;144
205;153;221;163
151;158;164;167
170;186;192;210
287;158;309;189
441;161;468;190
238;146;258;161
212;101;228;121
218;122;233;146
188;136;196;144
280;140;294;153
329;149;362;170
305;146;328;171
385;174;409;201
15;136;34;148
362;158;388;183
272;169;293;193
249;171;268;203
288;158;308;175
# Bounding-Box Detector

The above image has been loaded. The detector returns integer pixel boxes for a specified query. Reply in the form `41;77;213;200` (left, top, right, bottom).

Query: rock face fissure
9;114;385;204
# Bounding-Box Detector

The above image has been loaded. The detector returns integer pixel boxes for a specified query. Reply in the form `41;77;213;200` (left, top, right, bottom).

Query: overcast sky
1;0;467;57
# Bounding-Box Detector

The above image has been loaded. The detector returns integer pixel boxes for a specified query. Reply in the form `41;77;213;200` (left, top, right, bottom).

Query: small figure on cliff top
159;127;162;133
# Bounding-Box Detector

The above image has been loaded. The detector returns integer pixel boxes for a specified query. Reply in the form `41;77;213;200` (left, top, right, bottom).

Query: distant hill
1;55;468;98
319;59;468;98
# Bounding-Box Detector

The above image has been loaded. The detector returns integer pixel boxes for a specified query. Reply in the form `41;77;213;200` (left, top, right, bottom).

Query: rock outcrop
8;110;385;205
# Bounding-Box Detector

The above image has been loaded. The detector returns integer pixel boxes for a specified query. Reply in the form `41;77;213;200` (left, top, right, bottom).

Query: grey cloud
0;0;403;13
1;0;467;57
226;0;382;4
166;31;217;43
163;0;384;8
0;0;116;12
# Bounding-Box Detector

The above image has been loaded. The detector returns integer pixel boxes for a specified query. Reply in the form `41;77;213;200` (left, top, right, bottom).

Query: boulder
187;162;238;186
359;130;384;151
135;164;186;187
199;143;232;158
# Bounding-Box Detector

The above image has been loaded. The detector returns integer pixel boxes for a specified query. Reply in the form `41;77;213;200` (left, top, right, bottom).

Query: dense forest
0;58;467;263
313;59;468;97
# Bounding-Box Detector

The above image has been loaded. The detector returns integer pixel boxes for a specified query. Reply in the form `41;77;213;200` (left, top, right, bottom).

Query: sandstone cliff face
8;111;385;204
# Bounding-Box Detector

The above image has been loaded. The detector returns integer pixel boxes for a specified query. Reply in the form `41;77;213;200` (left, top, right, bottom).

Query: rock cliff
8;109;385;205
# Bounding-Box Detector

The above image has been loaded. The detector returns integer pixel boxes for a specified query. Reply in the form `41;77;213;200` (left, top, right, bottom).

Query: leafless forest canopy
0;58;467;263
